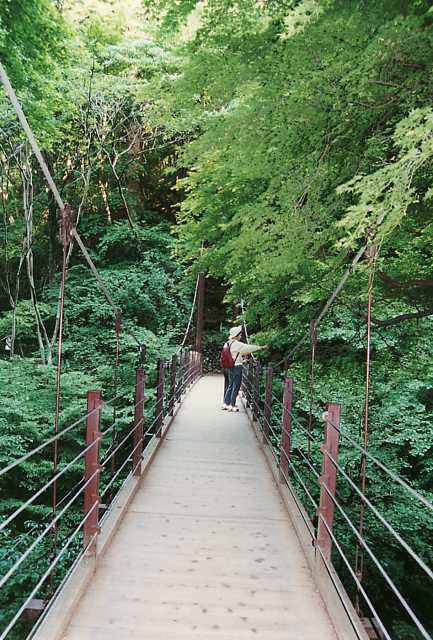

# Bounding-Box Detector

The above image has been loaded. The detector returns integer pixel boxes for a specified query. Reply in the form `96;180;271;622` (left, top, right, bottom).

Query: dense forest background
0;1;432;638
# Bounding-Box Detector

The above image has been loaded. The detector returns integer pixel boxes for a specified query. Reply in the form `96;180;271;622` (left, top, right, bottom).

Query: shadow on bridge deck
55;376;338;639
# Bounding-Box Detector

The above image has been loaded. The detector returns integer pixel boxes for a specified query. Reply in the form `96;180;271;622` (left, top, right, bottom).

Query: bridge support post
252;362;261;422
263;367;273;444
279;378;293;481
181;350;186;395
188;351;192;386
83;390;102;555
169;354;177;416
249;364;255;410
317;403;341;562
182;352;187;390
178;351;184;399
196;351;201;380
244;363;252;408
183;352;188;390
190;351;195;384
133;368;145;475
155;359;165;438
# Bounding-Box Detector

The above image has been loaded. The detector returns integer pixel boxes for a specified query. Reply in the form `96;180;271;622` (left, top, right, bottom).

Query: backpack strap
228;340;240;364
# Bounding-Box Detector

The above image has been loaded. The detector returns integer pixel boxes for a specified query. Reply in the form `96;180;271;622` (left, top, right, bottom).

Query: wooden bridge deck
61;375;338;640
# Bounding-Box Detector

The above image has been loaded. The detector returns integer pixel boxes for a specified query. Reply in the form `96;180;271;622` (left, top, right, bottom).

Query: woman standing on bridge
222;326;268;412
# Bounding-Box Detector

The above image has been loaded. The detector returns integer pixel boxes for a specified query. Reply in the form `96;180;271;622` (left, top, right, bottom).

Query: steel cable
316;515;392;640
324;449;433;582
0;504;99;640
324;416;433;513
0;436;102;533
319;481;432;640
0;391;125;479
0;469;99;591
176;275;200;353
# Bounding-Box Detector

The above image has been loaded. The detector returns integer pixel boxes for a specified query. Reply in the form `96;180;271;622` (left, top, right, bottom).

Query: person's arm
235;341;267;356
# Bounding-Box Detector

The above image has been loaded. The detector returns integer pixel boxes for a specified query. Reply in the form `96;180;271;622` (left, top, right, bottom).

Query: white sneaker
222;404;229;410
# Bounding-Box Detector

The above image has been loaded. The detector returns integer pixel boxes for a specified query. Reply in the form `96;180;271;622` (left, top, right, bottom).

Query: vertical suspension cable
355;242;378;614
176;274;200;353
110;310;122;488
240;299;249;342
50;205;73;588
307;320;317;461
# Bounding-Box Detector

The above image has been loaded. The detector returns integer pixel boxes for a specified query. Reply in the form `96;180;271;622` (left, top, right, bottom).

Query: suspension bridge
0;63;432;640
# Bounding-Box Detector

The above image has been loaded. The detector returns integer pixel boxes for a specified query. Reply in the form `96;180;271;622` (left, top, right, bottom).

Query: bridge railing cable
240;362;433;640
0;392;125;480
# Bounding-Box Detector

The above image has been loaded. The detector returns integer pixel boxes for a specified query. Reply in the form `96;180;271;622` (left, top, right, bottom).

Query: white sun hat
229;325;243;339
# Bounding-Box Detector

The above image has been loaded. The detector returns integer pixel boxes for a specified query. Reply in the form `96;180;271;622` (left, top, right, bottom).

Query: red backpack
220;342;239;369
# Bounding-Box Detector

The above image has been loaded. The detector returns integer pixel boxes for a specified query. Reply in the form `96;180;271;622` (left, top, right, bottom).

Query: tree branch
354;307;433;327
379;271;433;289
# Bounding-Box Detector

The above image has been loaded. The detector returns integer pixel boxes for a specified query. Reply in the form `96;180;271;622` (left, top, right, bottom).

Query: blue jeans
224;366;243;406
223;369;230;403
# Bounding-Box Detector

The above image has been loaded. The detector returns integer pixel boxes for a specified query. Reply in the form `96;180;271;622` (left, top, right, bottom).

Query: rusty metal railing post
182;352;187;391
248;363;254;409
244;363;252;408
317;403;341;562
133;368;145;475
252;362;261;422
192;351;195;384
187;351;192;387
155;359;164;438
83;390;102;554
177;351;183;399
279;378;293;481
263;367;273;443
184;350;189;391
183;351;188;390
196;351;200;380
169;354;177;416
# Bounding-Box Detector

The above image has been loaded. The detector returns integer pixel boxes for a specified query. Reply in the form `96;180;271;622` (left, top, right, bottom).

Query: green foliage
1;0;433;636
0;301;51;342
337;108;433;247
0;0;66;88
0;0;69;143
143;0;200;33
